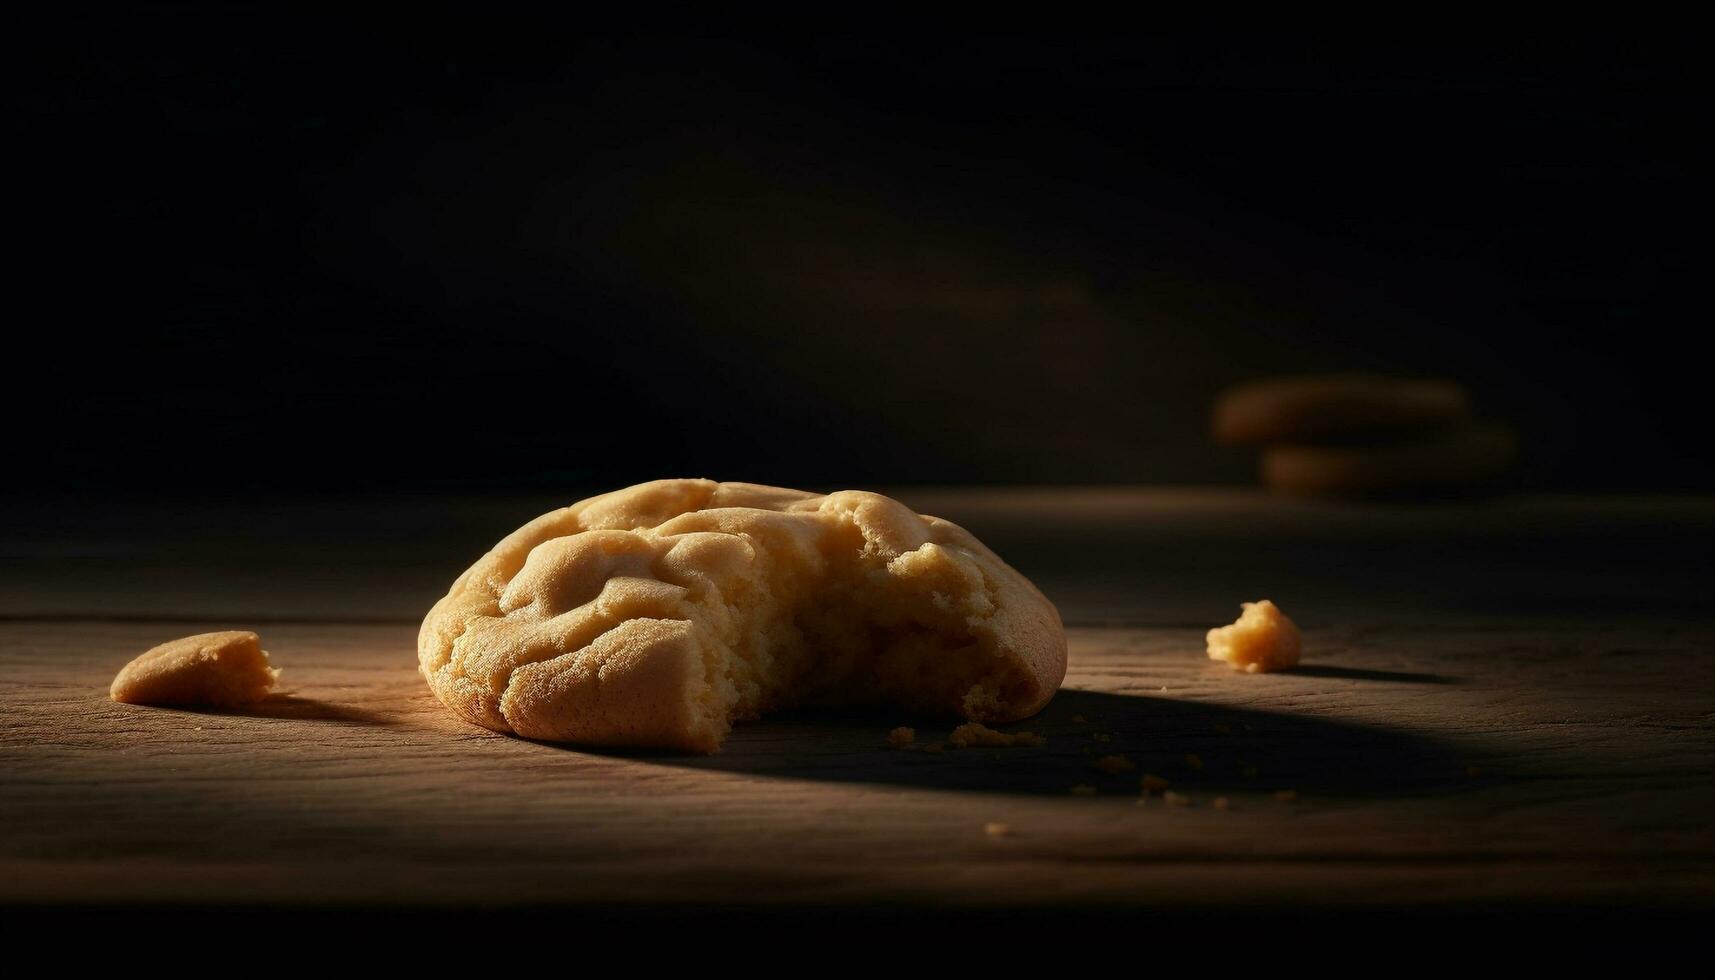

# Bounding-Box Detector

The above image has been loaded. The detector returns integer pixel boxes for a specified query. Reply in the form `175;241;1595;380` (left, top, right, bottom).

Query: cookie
1213;374;1472;444
1261;423;1516;496
110;630;279;708
417;480;1067;753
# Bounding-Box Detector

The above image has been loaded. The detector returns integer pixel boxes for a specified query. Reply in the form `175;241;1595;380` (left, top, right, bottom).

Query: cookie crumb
1164;791;1191;807
1140;773;1171;794
110;631;279;708
1070;784;1098;796
984;822;1011;838
1273;789;1299;803
886;726;915;748
949;722;1044;748
1093;754;1136;774
1206;600;1302;673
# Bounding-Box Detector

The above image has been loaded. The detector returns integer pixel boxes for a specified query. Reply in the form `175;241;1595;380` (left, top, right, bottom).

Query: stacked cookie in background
1213;375;1516;497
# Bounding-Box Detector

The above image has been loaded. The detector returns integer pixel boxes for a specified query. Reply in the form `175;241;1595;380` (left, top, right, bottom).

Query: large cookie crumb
1206;600;1302;673
110;631;279;708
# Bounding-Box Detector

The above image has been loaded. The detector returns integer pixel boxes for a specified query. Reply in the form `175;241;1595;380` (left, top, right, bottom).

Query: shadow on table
581;688;1490;798
146;693;402;727
1283;665;1454;684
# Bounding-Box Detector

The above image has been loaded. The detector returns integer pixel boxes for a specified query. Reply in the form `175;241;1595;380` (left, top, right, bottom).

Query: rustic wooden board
5;618;1712;913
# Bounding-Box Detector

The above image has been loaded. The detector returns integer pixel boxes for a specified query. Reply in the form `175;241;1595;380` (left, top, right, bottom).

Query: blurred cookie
1214;375;1472;444
1261;423;1516;496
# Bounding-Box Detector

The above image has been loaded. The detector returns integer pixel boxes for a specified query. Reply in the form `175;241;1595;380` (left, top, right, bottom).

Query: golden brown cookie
1213;374;1472;444
418;480;1067;753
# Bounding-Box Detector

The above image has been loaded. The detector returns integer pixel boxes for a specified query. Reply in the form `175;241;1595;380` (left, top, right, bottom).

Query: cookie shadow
149;693;400;727
1282;665;1456;684
578;688;1490;798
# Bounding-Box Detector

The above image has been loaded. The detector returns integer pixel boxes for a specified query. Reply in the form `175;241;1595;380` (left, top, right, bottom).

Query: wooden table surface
4;489;1713;928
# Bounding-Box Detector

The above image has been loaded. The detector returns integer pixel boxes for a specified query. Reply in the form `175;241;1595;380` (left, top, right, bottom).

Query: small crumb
1183;753;1204;771
1070;784;1098;796
1140;773;1170;794
984;822;1011;838
1160;686;1168;691
1206;599;1302;673
886;726;915;749
1164;791;1192;807
1212;797;1231;810
949;722;1045;748
1093;754;1136;774
1273;789;1298;803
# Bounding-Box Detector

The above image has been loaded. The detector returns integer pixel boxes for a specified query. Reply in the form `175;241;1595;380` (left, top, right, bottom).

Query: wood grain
5;617;1712;912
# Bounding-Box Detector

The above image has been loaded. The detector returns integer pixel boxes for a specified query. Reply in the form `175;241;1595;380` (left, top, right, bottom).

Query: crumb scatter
949;722;1044;748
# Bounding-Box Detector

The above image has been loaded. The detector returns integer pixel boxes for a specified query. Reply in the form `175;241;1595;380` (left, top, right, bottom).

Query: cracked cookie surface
418;480;1066;753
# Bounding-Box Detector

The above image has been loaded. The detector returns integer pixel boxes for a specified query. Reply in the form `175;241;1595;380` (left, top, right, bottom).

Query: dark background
10;18;1707;495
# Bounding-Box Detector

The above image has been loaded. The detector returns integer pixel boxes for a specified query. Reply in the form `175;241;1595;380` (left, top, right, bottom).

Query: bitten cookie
110;631;280;707
418;480;1067;753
